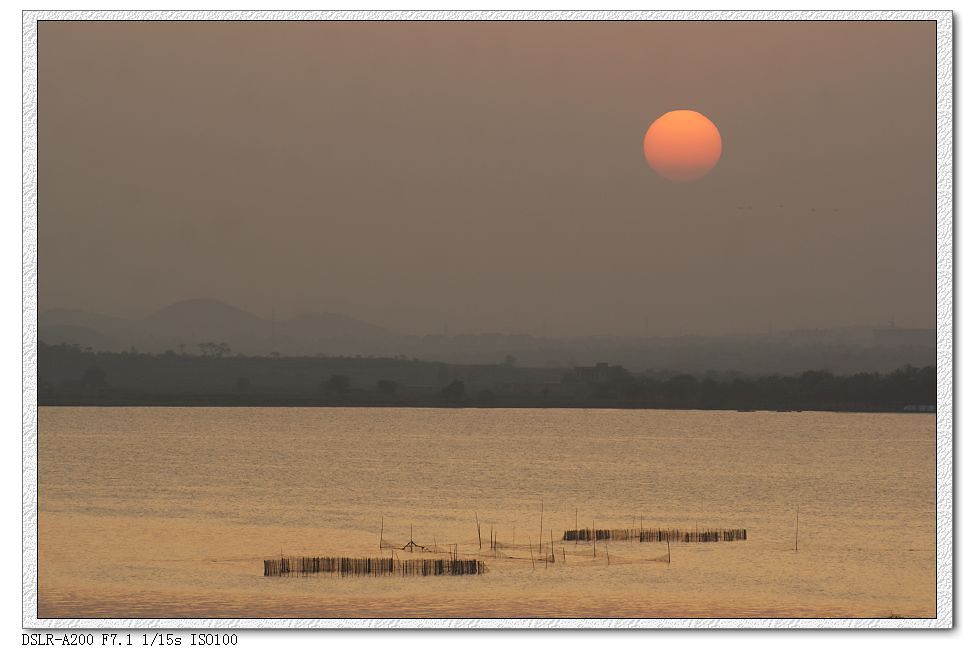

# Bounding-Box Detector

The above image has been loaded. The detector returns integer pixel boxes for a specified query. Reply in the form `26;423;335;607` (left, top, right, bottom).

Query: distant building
567;362;631;384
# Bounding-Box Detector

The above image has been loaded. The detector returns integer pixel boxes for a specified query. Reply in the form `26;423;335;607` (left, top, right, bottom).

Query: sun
643;110;722;182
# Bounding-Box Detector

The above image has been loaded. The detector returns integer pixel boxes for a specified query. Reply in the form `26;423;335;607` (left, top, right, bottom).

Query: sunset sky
38;20;936;337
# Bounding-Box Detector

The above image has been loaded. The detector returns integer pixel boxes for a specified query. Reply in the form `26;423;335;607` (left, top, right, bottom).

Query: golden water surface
37;407;936;618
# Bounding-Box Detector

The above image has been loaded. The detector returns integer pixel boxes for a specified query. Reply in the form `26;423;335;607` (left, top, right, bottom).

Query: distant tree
662;374;701;405
377;379;398;394
436;363;450;384
617;377;646;402
80;367;107;389
441;380;465;402
503;354;518;367
798;370;835;403
321;374;351;394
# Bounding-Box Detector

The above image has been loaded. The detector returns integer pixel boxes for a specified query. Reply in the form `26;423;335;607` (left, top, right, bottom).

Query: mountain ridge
37;299;936;375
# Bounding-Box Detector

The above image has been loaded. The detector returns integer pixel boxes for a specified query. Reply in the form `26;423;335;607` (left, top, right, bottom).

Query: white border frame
21;9;953;629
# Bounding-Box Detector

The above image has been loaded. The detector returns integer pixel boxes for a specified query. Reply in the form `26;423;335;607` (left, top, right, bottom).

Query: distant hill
38;299;394;356
37;300;936;375
37;323;120;351
137;299;270;352
40;307;130;333
38;308;131;350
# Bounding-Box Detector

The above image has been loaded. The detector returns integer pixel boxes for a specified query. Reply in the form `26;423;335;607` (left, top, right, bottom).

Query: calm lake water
37;407;936;619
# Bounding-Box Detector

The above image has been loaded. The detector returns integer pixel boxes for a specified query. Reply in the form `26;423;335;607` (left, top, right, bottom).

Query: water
37;407;936;618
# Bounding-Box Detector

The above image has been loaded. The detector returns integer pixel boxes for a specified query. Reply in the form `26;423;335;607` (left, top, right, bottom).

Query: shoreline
35;399;933;414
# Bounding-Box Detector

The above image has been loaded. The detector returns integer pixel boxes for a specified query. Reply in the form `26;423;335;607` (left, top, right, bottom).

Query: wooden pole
592;519;596;558
539;502;544;554
795;505;800;552
379;516;384;549
476;513;482;550
667;538;671;564
529;537;535;570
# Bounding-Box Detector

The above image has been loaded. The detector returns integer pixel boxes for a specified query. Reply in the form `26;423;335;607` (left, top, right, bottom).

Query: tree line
37;341;935;412
580;365;936;411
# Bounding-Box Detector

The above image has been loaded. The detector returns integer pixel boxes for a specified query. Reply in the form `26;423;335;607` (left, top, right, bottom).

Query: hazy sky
39;20;936;337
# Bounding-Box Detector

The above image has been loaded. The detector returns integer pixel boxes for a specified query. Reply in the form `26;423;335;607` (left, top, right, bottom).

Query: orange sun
643;110;722;182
